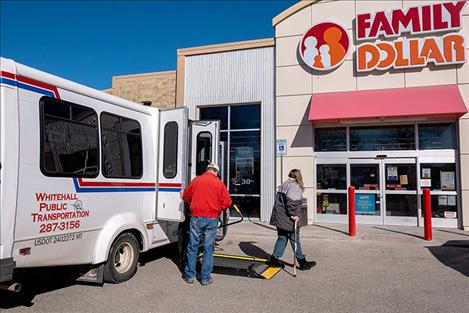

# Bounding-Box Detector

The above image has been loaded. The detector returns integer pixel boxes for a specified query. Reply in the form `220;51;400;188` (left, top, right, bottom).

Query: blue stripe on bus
0;77;17;87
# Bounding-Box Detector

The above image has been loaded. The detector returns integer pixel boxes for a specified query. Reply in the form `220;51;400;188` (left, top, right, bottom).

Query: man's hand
290;215;300;221
180;190;184;199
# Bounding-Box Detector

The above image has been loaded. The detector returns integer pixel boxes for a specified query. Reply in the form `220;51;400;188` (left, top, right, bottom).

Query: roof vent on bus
141;101;152;106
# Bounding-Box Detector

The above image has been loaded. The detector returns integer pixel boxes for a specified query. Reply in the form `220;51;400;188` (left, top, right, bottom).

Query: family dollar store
275;0;468;229
108;0;469;230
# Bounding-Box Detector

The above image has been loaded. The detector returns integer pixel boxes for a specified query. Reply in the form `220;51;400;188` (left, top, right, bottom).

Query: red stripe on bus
158;183;183;188
77;178;156;187
0;71;16;80
17;75;61;99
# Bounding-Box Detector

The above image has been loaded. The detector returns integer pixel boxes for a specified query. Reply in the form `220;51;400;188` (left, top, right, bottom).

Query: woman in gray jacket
269;169;316;270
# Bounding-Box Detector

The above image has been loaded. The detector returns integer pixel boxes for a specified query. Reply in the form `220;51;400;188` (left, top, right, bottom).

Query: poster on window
438;195;448;206
422;168;431;179
399;175;408;186
387;166;398;181
447;196;456;206
235;147;254;176
440;171;455;191
355;194;375;215
444;211;457;219
421;179;431;187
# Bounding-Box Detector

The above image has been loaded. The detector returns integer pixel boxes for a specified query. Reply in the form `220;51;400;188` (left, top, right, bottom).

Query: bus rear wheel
103;233;139;283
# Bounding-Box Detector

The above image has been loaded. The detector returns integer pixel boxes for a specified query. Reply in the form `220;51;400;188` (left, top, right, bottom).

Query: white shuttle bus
0;57;221;291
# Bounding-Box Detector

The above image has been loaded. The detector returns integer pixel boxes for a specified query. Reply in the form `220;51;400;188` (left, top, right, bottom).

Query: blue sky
1;0;295;89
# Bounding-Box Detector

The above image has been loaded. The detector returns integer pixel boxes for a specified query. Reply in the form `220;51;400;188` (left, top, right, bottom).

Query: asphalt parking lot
1;222;468;313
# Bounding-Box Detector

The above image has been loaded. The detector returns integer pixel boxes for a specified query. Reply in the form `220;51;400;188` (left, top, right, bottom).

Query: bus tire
103;233;139;283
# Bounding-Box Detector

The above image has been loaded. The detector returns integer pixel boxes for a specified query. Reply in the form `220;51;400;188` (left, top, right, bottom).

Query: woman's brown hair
288;169;304;191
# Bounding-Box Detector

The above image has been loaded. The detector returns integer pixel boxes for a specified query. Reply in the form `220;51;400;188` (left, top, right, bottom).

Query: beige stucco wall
459;85;469;231
275;0;469;228
104;71;176;109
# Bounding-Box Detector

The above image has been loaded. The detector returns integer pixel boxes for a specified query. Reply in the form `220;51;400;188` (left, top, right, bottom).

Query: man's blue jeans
184;217;218;282
272;228;305;259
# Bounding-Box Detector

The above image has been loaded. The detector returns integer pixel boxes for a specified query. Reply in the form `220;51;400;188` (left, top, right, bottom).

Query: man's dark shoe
297;257;316;270
182;274;195;284
200;277;213;286
268;256;285;268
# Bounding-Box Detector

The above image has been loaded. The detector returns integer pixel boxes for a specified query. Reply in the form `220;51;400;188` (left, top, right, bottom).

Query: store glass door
349;158;418;226
350;159;382;225
383;158;418;226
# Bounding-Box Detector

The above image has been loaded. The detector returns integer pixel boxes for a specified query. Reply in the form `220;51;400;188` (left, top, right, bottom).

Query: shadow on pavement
0;244;180;309
251;221;277;232
437;229;469;237
313;224;349;235
238;241;294;268
372;226;423;240
427;240;469;277
239;241;271;259
0;266;84;309
139;242;180;269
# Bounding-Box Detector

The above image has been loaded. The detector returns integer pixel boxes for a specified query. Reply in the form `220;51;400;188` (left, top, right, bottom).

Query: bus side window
163;122;178;179
40;96;99;177
101;112;143;179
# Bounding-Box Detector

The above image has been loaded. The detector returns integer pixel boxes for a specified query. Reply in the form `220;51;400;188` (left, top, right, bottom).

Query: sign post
276;139;287;183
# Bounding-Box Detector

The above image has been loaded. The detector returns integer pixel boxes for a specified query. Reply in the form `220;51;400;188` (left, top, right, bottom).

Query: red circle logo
300;22;350;71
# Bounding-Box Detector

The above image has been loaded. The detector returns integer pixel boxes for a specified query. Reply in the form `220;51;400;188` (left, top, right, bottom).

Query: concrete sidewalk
2;221;468;313
226;220;469;246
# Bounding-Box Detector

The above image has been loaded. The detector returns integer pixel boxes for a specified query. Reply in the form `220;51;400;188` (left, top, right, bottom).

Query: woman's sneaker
297;257;316;270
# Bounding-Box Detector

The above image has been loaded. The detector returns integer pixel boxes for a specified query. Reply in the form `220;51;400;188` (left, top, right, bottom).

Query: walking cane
293;220;298;277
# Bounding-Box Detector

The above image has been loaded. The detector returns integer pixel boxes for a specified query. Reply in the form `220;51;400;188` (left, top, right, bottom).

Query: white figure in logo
319;44;331;68
303;36;319;67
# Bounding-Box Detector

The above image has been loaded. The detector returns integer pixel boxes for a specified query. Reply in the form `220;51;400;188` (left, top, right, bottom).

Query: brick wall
104;71;176;109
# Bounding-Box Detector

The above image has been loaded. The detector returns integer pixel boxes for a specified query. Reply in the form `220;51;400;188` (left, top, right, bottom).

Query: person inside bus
269;169;316;270
180;163;232;286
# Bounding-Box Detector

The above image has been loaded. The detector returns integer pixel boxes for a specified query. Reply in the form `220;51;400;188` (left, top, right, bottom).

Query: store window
420;163;457;219
314;128;346;152
421;195;458;219
200;104;261;218
418;123;457;150
101;113;143;178
317;193;347;215
351;164;380;190
385;164;417;191
316;164;347;215
40;97;99;177
316;164;346;189
420;163;456;191
350;125;415;151
386;195;418;217
230;104;260;130
199;106;228;130
230;131;260;195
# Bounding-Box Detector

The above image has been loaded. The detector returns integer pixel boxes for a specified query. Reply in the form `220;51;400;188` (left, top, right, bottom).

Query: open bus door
189;120;229;240
157;108;188;222
190;120;220;180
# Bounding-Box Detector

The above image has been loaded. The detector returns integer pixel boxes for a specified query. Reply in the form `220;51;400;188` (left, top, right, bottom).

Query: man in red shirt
181;163;232;285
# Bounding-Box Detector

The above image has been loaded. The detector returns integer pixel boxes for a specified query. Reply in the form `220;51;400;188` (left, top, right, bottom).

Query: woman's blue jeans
272;228;305;259
184;217;218;282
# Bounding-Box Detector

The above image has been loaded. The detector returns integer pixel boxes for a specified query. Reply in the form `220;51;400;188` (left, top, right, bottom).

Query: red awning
308;85;467;124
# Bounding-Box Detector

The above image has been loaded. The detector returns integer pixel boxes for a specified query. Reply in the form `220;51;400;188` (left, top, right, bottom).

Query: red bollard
423;188;432;241
348;186;356;237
